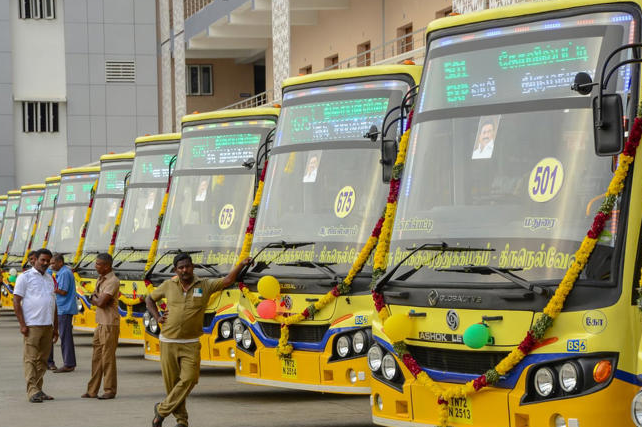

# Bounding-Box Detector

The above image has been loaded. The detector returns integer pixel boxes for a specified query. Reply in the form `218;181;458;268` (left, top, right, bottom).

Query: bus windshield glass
31;183;60;250
48;173;98;255
84;164;132;252
158;119;276;270
116;144;178;251
390;11;635;285
0;197;20;251
10;190;44;255
252;78;412;275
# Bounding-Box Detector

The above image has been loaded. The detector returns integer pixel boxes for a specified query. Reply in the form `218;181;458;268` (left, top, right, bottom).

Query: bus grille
259;322;329;343
406;345;510;375
118;301;146;314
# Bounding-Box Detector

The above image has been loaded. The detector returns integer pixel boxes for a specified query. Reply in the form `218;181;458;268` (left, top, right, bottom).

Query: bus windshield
253;78;412;275
390;10;635;285
48;174;98;255
0;197;20;251
83;163;132;252
158;119;276;271
31;182;60;250
10;190;44;255
115;144;178;251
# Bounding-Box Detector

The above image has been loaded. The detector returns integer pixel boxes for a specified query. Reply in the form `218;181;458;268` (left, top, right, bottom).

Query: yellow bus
0;190;22;309
0;194;9;308
143;108;279;364
31;176;62;251
111;134;180;342
235;65;421;393
368;1;642;426
73;152;135;336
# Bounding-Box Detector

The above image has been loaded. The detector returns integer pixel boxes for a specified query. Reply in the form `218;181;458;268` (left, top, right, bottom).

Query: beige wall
185;58;255;114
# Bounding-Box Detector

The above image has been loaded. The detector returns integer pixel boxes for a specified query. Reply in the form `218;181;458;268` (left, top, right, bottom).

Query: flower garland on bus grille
237;155;388;357
42;203;56;248
72;181;98;266
143;174;173;275
108;194;127;256
20;212;40;269
370;116;642;426
237;160;268;263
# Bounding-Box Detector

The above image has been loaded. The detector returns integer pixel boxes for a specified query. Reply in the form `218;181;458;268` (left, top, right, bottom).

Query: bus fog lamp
382;354;397;380
348;369;357;384
631;390;642;426
559;362;579;392
143;311;151;328
352;330;367;354
76;298;83;312
336;336;351;358
229;347;235;358
553;414;566;427
241;329;252;349
233;319;244;343
375;394;383;411
367;345;383;371
149;316;159;334
534;367;555;397
220;321;232;339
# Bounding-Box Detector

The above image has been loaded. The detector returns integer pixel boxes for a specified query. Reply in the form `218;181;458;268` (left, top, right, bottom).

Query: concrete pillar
271;0;290;102
173;0;186;130
159;0;172;133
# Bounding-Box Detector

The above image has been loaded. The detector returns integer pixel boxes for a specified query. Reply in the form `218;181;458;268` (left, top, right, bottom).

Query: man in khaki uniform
82;253;120;399
146;252;250;427
13;249;59;402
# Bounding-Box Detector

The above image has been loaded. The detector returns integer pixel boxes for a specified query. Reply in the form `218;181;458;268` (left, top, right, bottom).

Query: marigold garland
20;209;40;269
108;193;127;256
143;175;173;275
72;181;98;266
42;201;56;249
369;115;642;426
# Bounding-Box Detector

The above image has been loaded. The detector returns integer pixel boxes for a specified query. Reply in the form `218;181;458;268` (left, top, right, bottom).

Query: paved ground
0;310;373;427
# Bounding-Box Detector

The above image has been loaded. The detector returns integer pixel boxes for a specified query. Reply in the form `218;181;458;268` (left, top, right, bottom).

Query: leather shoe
97;393;116;400
28;394;43;403
81;393;97;398
54;366;75;373
47;364;57;371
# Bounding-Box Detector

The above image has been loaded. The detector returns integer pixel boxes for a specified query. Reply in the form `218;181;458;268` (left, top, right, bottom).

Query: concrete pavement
0;310;373;427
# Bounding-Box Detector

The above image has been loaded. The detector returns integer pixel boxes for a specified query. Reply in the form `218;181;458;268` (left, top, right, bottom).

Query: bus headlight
367;345;383;371
242;329;253;349
559;362;580;393
631;390;642;426
352;330;367;354
149;316;159;334
382;354;398;380
534;367;556;397
220;321;232;339
336;335;351;358
76;298;83;312
233;319;244;343
143;311;151;328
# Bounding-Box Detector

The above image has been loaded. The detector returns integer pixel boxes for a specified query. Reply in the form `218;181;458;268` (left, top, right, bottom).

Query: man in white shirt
13;248;59;403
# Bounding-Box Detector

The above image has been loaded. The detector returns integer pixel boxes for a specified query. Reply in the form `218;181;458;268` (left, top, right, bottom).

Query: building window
357;41;371;67
324;54;339;70
436;6;453;18
22;102;59;133
397;23;413;54
299;65;312;75
105;60;136;83
186;65;213;96
19;0;55;19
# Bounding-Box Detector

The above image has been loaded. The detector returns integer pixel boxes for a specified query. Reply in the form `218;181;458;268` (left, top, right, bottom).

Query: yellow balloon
257;275;281;300
383;313;411;342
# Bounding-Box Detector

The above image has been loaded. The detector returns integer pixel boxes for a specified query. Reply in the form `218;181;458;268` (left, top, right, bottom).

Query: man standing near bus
146;253;250;427
13;248;59;403
49;253;77;373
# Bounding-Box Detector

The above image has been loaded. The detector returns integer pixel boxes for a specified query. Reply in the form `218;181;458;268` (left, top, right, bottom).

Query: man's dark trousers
48;314;76;368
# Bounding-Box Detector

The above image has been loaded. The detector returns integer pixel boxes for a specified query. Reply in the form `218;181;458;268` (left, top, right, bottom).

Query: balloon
8;268;17;276
463;323;490;349
257;275;280;300
8;275;16;283
257;299;277;319
383;313;412;342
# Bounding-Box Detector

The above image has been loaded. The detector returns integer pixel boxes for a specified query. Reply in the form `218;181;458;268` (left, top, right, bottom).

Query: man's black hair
52;253;65;263
173;252;192;267
28;250;37;259
96;253;113;266
36;248;53;258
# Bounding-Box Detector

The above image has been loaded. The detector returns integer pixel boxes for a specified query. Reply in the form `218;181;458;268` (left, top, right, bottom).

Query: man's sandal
152;403;164;427
36;391;54;400
175;424;188;427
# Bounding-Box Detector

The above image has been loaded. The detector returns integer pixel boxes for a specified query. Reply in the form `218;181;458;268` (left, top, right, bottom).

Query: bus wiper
278;261;339;284
113;246;144;268
144;249;200;278
241;241;314;278
74;250;100;270
436;265;548;296
374;242;495;291
194;262;222;277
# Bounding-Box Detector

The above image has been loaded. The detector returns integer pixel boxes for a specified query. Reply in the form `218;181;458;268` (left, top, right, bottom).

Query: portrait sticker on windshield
528;157;564;202
334;186;356;218
218;204;235;229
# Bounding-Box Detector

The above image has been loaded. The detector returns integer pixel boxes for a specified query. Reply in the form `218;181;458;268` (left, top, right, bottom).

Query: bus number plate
448;397;473;425
281;358;297;379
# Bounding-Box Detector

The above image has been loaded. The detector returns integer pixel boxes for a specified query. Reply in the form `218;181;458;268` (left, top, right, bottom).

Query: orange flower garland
72;181;98;266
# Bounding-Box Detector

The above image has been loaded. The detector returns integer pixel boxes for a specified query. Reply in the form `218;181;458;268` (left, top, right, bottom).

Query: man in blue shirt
49;253;78;372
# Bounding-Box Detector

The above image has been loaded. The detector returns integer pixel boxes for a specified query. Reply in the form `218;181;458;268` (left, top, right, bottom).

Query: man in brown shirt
82;253;120;399
146;252;250;427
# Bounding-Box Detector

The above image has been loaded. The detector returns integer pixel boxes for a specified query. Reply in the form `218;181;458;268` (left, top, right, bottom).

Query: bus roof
283;64;423;89
0;195;7;201
135;133;181;145
8;190;21;196
20;184;46;191
100;151;135;162
60;166;101;176
45;176;61;183
182;107;281;124
425;0;642;35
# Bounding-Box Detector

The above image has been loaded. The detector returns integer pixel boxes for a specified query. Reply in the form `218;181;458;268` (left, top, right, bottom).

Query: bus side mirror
592;94;624;156
381;139;397;183
242;158;256;169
